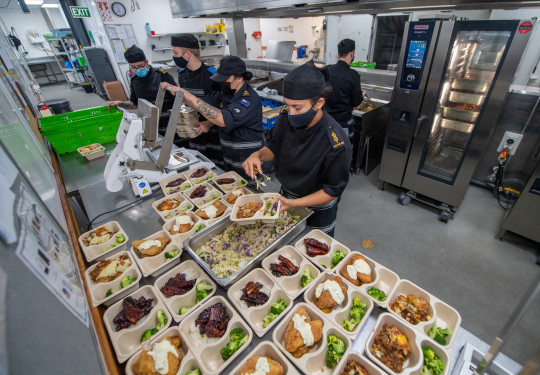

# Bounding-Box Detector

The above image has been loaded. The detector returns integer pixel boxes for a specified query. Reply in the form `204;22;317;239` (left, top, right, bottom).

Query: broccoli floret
428;326;452;345
195;282;213;302
221;329;248;360
326;334;346;368
330;250;346;268
229;328;245;342
422;346;444;375
301;268;313;287
185;370;200;375
164;249;179;260
115;234;125;244
368;287;387;301
140;328;158;343
262;298;288;328
343;297;366;332
179;306;192;315
343;319;358;332
120;275;136;288
156;310;167;330
105;289;114;297
270;298;287;315
263;313;278;328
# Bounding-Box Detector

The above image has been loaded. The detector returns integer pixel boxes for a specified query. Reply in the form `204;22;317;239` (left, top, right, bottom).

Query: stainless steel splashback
265;41;295;62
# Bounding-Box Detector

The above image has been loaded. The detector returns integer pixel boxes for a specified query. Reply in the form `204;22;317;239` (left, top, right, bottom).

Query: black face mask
219;81;236;96
173;55;188;69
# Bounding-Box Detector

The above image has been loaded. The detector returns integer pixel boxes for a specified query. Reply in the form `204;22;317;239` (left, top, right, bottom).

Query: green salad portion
195;212;297;278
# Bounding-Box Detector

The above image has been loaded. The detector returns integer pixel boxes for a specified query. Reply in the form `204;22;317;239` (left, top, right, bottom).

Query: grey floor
11;83;536;374
41;82;107;110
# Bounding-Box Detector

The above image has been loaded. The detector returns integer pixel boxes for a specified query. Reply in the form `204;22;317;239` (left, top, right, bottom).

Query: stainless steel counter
58;141;118;196
63;148;522;374
257;90;367;118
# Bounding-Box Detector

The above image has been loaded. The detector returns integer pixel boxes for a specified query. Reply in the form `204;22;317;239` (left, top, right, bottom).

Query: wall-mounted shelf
148;32;226;38
201;45;225;49
152;47;172;51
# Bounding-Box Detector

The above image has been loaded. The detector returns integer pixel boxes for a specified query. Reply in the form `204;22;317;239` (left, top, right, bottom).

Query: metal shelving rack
46;36;89;90
149;32;227;59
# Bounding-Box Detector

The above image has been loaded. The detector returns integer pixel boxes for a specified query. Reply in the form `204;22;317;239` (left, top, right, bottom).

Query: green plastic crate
351;62;376;69
40;106;122;154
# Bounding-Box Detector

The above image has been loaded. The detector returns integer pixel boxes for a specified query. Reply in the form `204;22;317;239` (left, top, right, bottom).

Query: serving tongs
253;166;271;191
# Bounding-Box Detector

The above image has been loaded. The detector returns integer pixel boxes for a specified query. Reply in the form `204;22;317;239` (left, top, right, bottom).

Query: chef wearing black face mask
243;61;352;237
168;33;223;168
161;56;263;179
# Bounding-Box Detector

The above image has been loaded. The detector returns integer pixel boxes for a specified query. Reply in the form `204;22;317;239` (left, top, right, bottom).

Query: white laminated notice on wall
105;24;137;63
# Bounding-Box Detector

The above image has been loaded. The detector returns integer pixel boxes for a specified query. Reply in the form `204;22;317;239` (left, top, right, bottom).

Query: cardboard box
103;81;127;101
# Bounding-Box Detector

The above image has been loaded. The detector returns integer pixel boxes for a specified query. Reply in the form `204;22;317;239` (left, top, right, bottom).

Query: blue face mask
133;67;149;77
288;107;317;128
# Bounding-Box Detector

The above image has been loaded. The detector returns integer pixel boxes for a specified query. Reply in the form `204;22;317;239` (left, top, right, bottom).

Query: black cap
283;60;329;100
211;56;252;82
171;33;199;49
124;45;146;63
338;38;355;54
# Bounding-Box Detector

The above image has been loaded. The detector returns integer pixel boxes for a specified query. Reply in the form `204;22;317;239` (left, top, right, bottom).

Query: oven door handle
414;115;429;138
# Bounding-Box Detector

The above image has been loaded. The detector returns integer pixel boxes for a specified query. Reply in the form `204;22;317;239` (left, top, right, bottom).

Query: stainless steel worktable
73;164;522;375
256;90;367;118
58;141;118;196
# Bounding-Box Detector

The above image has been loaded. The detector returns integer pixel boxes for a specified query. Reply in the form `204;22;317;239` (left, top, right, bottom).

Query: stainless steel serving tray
183;207;313;288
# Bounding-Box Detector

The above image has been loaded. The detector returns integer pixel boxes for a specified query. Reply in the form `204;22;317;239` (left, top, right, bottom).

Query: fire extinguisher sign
518;21;533;34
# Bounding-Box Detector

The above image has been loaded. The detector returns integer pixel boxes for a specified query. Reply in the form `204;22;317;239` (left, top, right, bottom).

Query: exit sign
70;6;91;18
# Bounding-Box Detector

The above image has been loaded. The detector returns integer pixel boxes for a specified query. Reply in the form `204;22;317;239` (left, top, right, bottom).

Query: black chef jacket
204;82;264;177
265;110;352;198
177;63;217;97
325;60;363;124
177;64;224;168
129;66;176;112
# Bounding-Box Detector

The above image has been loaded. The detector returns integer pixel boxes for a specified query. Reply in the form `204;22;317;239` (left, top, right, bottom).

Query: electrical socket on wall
497;131;523;155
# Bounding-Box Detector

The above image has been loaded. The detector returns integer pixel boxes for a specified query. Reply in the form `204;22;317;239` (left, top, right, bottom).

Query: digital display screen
406;40;427;69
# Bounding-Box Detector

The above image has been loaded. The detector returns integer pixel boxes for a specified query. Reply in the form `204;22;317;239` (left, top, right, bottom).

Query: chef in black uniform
243;61;352;236
161;56;263;179
325;39;364;138
107;45;176;114
169;33;224;168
